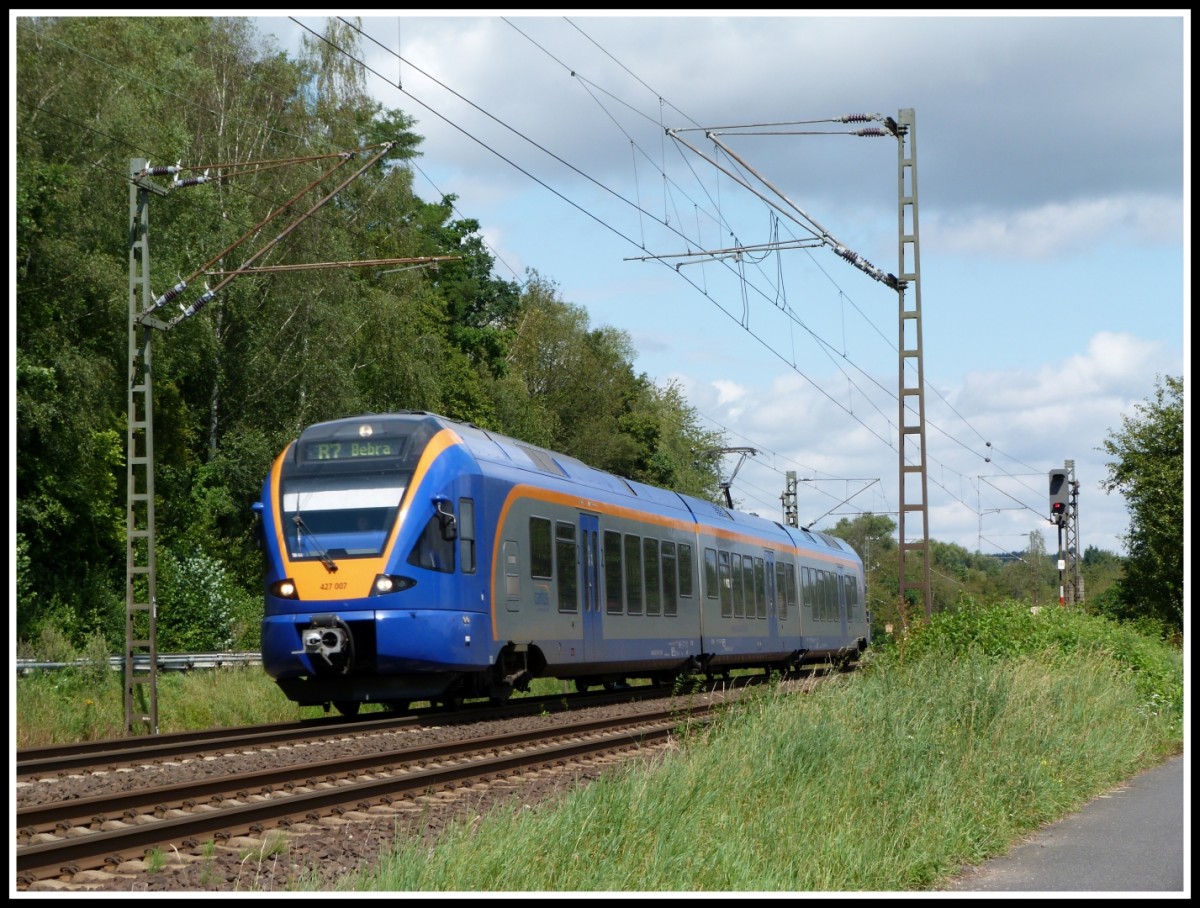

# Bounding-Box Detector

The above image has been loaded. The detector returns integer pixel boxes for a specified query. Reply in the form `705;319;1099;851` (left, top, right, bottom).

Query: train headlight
270;579;298;599
370;574;416;596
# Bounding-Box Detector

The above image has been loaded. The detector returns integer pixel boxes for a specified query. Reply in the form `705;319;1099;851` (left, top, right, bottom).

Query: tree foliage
1099;375;1184;631
14;16;725;651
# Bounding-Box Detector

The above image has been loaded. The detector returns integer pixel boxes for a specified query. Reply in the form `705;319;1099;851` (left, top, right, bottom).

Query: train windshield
280;474;407;560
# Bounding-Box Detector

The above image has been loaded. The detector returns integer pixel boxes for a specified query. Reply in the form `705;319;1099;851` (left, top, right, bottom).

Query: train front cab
260;415;497;711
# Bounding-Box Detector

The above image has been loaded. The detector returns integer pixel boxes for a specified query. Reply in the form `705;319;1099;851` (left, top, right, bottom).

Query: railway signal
1049;468;1070;525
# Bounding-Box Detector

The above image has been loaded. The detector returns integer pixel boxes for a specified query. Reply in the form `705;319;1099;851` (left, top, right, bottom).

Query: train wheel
488;687;513;706
574;679;594;693
333;701;361;717
385;700;409;712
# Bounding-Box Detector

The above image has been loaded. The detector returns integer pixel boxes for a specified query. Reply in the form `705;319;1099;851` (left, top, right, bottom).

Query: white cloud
711;379;749;407
933;195;1183;259
684;328;1173;555
957;332;1171;411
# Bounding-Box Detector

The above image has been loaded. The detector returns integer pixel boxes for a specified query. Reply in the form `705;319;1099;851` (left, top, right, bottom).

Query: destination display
303;439;399;461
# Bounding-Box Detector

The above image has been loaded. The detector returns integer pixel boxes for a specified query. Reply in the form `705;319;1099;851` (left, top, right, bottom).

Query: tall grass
311;601;1182;892
15;656;580;748
15;659;308;748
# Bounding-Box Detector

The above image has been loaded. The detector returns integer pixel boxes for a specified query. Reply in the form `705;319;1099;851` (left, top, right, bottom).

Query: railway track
16;669;838;891
16;695;724;890
15;680;698;779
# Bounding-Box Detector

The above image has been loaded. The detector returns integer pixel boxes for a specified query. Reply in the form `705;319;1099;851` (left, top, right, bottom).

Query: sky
70;11;1195;560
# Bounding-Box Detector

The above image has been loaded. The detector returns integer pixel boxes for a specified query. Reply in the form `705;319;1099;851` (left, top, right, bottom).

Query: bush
873;599;1183;737
157;549;245;651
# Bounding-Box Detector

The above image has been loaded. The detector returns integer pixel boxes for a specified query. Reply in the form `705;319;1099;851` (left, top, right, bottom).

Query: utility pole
1063;460;1083;605
894;109;932;623
664;109;932;624
1029;531;1038;606
125;159;166;735
122;143;439;734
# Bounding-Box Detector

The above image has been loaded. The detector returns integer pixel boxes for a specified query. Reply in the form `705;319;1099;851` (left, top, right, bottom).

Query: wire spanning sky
97;12;1199;556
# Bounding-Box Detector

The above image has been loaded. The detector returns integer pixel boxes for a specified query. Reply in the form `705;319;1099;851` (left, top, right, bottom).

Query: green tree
1099;375;1184;631
825;513;897;564
506;273;642;470
14;15;726;658
1081;545;1124;605
14;16;431;647
624;381;725;500
418;198;522;377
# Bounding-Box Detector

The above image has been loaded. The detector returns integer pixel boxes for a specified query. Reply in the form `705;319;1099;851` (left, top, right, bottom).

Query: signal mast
124;144;458;734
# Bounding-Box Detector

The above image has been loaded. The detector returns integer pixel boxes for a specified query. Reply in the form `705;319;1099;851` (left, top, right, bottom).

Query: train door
765;551;780;646
580;513;602;660
837;567;849;639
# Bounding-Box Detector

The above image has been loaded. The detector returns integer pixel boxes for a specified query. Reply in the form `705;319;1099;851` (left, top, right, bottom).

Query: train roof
305;412;859;560
440;414;859;559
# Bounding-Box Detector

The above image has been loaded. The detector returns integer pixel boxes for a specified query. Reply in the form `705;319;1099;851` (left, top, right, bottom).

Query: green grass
15;600;1183;891
14;660;596;748
15;660;309;747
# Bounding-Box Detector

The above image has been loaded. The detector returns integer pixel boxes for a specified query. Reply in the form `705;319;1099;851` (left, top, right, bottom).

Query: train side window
661;541;677;617
740;554;754;617
822;570;835;621
678;543;694;599
644;538;661;616
556;521;578;613
743;555;756;618
743;555;754;617
784;563;797;615
704;548;719;600
625;534;643;615
732;553;745;618
843;573;857;621
530;516;552;580
604;530;624;613
775;563;788;621
407;513;455;573
754;557;766;619
718;550;732;618
801;566;812;616
459;498;476;574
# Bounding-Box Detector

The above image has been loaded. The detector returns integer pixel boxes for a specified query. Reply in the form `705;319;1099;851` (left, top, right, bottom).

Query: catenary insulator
172;169;209;189
151;281;188;309
180;289;216;319
144;161;182;176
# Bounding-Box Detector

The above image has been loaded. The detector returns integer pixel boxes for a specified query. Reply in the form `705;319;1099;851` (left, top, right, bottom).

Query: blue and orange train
257;412;869;715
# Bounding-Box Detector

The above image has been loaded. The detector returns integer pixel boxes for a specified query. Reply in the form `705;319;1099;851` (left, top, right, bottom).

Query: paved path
943;753;1188;894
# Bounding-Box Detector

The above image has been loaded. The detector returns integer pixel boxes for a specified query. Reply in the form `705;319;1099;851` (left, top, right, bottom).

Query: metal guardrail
16;653;262;675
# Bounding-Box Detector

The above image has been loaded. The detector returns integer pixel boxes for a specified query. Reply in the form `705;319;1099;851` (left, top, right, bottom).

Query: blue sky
257;12;1187;557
